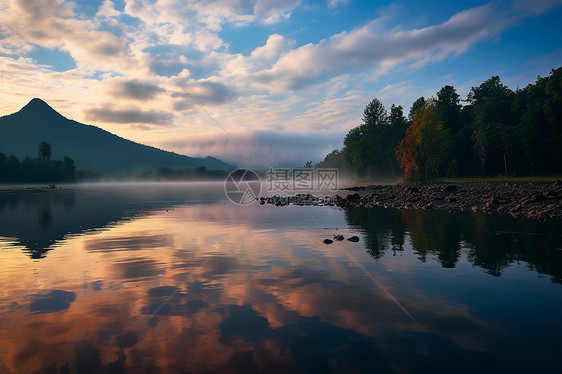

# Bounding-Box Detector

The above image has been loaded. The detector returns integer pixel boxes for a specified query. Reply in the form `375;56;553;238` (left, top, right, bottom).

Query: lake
1;182;561;373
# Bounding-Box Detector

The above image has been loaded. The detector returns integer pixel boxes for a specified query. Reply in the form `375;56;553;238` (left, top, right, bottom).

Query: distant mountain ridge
0;98;234;173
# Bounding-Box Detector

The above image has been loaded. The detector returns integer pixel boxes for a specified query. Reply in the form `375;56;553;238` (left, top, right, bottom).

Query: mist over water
0;182;561;373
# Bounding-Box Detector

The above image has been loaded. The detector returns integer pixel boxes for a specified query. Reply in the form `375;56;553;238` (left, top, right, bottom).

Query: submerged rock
323;239;334;245
347;236;360;242
333;234;344;241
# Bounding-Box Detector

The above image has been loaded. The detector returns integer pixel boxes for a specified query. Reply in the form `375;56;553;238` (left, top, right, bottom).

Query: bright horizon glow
1;0;561;167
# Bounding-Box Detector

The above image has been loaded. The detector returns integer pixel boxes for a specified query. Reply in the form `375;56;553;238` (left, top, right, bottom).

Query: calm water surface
1;182;561;373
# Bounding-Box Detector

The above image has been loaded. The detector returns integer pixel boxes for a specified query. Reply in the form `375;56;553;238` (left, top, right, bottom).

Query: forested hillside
0;99;234;175
318;67;562;181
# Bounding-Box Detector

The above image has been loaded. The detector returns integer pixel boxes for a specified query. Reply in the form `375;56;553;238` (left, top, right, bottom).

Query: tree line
318;66;562;181
0;141;76;183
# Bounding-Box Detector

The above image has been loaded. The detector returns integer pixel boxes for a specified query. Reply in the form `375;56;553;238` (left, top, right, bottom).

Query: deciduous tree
395;102;451;182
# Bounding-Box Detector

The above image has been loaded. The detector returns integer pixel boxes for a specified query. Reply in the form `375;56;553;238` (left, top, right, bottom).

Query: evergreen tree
408;97;426;123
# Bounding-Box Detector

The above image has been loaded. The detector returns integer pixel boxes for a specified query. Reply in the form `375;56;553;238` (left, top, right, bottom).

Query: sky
1;0;561;168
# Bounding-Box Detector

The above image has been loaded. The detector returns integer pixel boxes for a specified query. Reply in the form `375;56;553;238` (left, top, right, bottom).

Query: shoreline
2;181;561;221
337;182;562;221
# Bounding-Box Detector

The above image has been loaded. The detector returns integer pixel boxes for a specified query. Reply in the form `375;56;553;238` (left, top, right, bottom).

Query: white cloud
96;0;121;18
192;30;224;52
252;3;515;90
120;0;301;53
253;0;301;24
250;34;295;60
84;104;172;125
512;0;562;15
0;55;102;116
0;0;139;74
377;82;417;105
327;0;349;8
106;78;166;101
169;79;239;110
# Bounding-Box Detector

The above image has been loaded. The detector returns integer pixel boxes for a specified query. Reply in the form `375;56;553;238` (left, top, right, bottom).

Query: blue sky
1;0;561;167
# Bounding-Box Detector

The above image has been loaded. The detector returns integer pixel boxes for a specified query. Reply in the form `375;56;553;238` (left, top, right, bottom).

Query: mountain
0;98;234;173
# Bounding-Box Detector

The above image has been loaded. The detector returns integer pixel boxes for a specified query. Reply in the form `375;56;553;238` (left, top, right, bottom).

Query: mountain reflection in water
0;183;561;373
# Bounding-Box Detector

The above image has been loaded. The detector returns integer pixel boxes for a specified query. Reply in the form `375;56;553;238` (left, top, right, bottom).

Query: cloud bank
159;129;345;168
84;105;172;125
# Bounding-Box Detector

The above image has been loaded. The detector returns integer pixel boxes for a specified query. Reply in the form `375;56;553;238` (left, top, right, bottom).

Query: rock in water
347;236;360;242
333;234;344;241
323;239;334;245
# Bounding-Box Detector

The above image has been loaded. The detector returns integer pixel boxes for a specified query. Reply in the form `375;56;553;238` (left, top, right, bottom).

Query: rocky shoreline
339;182;562;221
259;182;562;221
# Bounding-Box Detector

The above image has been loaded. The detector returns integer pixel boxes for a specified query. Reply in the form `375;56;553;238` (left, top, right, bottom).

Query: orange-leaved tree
395;102;451;182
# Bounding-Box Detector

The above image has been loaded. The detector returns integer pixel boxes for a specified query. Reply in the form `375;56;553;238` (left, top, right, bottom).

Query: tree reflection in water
344;207;562;281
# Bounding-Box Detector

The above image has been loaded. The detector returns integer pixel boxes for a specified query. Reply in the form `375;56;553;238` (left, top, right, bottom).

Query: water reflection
0;185;561;373
29;290;76;314
0;182;226;258
345;207;562;281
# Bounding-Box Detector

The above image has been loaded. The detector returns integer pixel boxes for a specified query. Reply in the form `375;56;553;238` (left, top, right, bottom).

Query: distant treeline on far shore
0;143;230;184
317;66;562;182
74;166;229;182
0;142;76;183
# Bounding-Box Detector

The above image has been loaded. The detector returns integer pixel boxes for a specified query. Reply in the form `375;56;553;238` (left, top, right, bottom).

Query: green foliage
465;69;562;176
389;104;407;128
319;65;562;182
408;97;426;123
361;98;387;126
0;143;75;183
342;99;406;178
38;141;52;161
316;149;345;170
432;87;464;176
435;86;461;132
516;68;562;175
468;76;516;175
